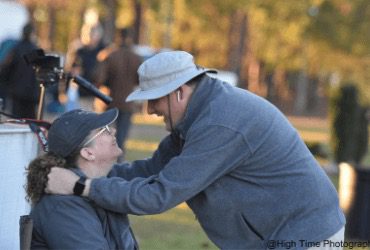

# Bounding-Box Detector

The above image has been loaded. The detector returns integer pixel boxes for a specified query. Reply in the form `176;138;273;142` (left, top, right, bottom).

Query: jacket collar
175;75;218;139
71;167;86;178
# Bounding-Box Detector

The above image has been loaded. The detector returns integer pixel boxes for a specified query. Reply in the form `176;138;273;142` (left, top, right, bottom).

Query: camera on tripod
23;49;112;120
24;49;63;86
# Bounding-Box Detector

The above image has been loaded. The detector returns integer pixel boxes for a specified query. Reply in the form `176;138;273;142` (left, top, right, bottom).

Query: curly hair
25;148;81;205
25;152;65;205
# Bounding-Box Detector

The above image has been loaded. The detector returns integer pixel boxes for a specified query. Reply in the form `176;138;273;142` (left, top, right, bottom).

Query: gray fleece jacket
90;75;345;249
30;170;137;249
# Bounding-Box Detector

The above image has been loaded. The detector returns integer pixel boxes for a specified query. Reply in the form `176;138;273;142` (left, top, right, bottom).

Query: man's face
147;91;186;131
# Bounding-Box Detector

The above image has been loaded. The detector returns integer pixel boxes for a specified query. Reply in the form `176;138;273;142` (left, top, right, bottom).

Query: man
95;28;142;158
47;51;345;249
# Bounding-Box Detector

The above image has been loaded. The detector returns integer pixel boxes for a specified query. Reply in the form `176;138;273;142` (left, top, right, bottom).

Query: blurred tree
307;0;370;104
22;0;89;52
100;0;119;44
18;0;370;110
132;0;142;44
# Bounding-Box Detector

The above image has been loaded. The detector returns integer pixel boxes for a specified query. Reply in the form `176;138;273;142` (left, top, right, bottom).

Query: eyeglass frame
82;125;112;147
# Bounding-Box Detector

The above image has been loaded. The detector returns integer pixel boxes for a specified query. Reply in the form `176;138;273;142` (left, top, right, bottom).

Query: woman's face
84;125;123;168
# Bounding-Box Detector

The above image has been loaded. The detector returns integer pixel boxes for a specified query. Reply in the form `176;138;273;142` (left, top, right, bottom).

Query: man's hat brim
126;68;216;102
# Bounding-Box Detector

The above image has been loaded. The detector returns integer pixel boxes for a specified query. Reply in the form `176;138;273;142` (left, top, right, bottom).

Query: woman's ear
80;148;95;161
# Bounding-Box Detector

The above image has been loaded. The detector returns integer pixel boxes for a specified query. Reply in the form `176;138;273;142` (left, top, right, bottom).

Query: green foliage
25;0;370;94
252;0;312;70
330;83;368;164
308;0;370;56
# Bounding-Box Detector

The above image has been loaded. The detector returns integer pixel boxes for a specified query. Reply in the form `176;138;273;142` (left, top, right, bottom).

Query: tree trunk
247;57;264;96
227;10;247;88
264;70;275;102
306;77;319;114
133;0;142;44
48;3;56;51
102;0;118;44
293;70;309;115
161;0;173;48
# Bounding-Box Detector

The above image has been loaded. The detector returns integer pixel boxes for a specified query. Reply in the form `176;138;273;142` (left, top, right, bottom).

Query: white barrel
0;124;38;250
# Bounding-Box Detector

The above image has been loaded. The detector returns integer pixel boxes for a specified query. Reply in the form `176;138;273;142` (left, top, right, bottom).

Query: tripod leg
37;84;46;120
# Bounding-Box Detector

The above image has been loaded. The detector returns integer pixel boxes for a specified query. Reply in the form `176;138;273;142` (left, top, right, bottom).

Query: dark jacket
30;136;181;249
30;170;138;250
74;42;105;83
96;46;142;112
0;40;39;101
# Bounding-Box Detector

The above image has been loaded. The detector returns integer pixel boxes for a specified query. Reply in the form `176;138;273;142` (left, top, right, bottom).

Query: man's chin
165;127;171;132
164;121;171;131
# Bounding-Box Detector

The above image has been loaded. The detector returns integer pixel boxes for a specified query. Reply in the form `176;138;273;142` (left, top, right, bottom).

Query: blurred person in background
0;39;18;63
72;23;106;96
0;38;17;111
57;22;106;112
95;27;142;161
0;23;39;118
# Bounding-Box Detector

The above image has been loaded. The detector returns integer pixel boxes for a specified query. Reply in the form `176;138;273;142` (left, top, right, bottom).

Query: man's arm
45;167;80;195
47;126;249;215
109;134;183;179
45;134;182;195
88;125;250;214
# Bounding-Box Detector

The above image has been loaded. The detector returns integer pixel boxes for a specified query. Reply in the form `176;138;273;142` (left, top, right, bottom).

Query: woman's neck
77;159;115;178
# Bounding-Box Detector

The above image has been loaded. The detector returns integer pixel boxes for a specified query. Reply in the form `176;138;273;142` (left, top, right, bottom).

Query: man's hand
45;167;79;195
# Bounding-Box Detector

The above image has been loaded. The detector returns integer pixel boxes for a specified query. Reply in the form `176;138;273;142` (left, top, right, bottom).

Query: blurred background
0;0;368;115
0;0;370;249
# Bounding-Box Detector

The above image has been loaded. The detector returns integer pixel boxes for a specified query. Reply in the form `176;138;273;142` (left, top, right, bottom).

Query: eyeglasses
82;125;112;147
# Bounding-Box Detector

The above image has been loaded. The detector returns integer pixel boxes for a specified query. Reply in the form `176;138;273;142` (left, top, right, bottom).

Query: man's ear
180;84;193;100
80;148;95;161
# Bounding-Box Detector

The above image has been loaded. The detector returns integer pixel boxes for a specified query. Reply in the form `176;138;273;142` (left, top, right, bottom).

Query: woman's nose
110;127;117;136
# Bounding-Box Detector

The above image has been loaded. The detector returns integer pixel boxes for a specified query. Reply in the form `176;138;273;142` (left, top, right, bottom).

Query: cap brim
126;68;217;102
89;108;119;130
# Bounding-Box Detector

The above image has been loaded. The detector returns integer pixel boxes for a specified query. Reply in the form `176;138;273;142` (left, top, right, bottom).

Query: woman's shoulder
31;195;90;217
30;194;98;233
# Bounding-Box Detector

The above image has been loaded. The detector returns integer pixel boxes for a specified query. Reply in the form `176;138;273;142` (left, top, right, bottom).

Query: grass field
129;205;218;250
124;113;370;250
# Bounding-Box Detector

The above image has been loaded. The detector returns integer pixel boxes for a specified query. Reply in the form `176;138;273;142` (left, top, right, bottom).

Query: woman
26;108;138;249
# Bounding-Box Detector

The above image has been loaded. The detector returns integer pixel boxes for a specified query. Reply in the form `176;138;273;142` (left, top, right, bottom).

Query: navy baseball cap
48;108;118;157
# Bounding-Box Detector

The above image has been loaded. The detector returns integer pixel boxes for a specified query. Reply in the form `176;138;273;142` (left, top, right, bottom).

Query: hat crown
126;50;215;102
138;51;196;91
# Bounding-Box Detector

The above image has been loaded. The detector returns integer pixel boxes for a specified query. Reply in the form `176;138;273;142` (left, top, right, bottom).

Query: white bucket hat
126;50;216;102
